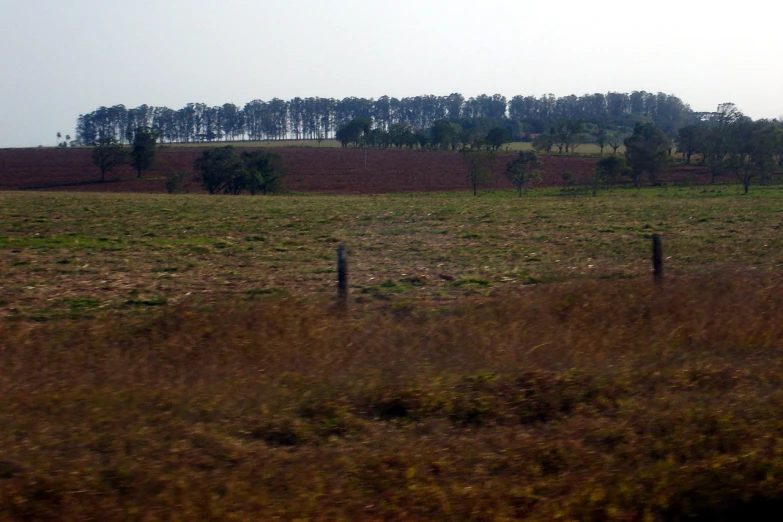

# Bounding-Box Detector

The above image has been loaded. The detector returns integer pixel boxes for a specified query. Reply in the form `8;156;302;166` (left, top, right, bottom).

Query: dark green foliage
592;155;631;193
194;146;244;195
624;122;671;186
725;119;780;194
413;130;430;150
682;103;782;190
485;127;510;151
388;123;414;149
335;118;371;147
241;149;287;195
129;126;158;179
91;137;126;182
505;151;542;196
194;146;286;195
365;128;389;148
430;120;457;151
74;91;696;148
677;124;706;164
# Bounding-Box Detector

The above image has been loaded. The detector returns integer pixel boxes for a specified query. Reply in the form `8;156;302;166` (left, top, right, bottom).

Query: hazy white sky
1;0;781;147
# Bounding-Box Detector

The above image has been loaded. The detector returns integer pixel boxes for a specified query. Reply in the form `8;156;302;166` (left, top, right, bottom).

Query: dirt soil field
0;146;710;194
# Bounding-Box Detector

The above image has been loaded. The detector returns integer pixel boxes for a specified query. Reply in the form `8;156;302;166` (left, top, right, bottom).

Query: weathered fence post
337;244;348;302
652;234;663;283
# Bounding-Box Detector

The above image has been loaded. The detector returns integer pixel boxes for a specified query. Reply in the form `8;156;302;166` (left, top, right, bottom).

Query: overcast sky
1;0;781;147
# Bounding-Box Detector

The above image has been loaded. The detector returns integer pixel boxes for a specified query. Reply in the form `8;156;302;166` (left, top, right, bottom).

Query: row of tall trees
73;91;693;146
334;117;516;151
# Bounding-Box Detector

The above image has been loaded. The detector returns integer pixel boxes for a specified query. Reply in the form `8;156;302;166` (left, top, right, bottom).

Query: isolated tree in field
592;155;630;193
241;149;287;195
194;146;243;194
91;137;126;182
505;151;542;196
485;127;511;151
460;147;496;196
130;126;158;178
624;122;671;186
195;147;287;195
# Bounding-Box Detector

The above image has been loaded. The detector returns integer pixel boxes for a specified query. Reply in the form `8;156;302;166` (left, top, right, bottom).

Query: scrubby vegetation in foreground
2;273;783;520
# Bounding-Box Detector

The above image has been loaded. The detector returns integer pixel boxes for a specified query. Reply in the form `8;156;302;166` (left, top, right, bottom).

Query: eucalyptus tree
220;103;242;141
129;126;158;179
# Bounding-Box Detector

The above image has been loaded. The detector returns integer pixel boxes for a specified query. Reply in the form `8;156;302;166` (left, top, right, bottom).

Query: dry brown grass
2;271;783;520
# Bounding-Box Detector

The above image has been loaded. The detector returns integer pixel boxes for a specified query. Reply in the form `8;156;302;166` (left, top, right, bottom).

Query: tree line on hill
73;91;694;148
88;101;782;196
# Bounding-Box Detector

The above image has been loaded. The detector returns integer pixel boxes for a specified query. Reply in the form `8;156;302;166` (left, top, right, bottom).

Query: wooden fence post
337;244;348;302
652;234;663;283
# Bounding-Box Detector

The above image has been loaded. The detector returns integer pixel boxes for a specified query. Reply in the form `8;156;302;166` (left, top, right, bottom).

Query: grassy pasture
152;139;627;156
2;187;783;520
502;142;627;155
1;185;781;320
167;138;343;148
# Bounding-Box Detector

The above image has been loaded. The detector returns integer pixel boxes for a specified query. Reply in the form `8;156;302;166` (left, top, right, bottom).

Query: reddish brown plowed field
0;146;709;194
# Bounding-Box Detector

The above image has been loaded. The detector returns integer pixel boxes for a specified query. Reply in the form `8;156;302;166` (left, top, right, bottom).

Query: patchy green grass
1;186;782;319
503;141;627;155
164;139;625;156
